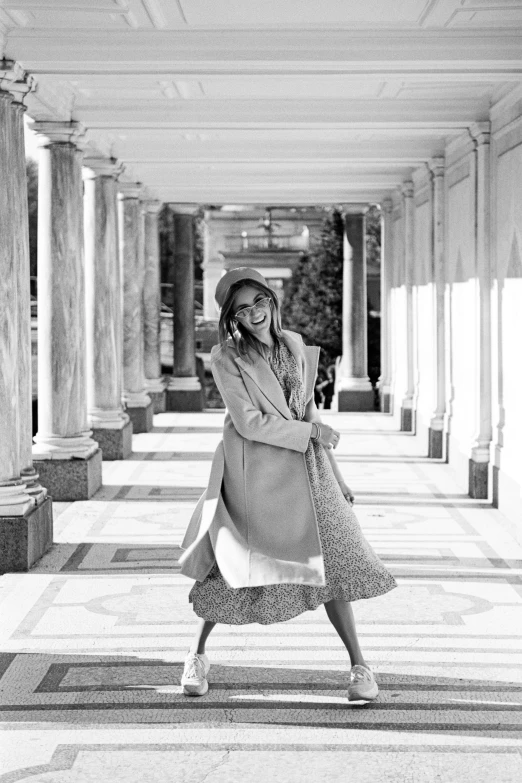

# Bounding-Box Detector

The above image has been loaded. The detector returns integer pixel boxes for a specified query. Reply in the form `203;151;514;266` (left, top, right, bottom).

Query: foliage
282;208;344;372
26;158;38;284
366;204;381;272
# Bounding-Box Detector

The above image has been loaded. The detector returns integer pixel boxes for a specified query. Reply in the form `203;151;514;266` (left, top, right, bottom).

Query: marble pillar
167;206;204;412
83;157;132;459
428;159;447;459
142;199;166;413
118;183;154;433
0;72;53;572
202;213;223;319
337;207;374;412
400;182;416;432
31;122;102;500
469;123;492;499
379;200;393;413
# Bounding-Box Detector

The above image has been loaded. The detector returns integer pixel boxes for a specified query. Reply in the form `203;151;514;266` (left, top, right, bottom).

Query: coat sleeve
211;349;313;453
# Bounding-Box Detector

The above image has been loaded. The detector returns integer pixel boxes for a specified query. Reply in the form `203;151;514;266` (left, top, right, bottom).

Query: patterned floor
1;411;521;782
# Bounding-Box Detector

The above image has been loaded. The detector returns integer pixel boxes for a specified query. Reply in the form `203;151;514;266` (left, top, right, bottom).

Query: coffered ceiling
2;0;522;204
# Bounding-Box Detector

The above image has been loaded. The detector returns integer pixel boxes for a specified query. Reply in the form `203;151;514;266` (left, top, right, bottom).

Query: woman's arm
212;350;313;453
304;397;355;503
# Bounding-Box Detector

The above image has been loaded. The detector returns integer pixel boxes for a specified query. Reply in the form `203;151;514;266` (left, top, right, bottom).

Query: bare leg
324;599;367;667
190;619;216;655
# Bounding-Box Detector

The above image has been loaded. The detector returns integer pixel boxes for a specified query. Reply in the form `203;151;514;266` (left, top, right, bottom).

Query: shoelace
350;665;371;683
184;655;204;680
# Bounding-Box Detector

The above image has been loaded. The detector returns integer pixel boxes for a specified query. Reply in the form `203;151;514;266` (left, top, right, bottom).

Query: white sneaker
348;664;378;701
181;652;210;696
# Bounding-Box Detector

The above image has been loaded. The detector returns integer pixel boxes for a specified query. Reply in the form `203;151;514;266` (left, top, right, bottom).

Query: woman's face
232;284;273;340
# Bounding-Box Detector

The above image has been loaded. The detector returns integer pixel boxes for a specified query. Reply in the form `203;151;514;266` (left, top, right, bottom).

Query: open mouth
251;314;266;325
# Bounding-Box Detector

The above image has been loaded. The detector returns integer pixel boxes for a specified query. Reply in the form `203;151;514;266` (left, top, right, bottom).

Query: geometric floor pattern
1;411;521;782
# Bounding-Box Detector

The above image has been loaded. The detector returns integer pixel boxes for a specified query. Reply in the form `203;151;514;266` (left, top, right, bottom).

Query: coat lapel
235;353;293;419
234;330;320;417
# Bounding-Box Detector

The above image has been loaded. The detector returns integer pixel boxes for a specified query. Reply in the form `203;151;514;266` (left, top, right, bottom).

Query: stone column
83;157;132;459
428;158;447;458
118;183;154;433
142;199;166;413
379;200;393;413
0;68;52;573
337;207;374;412
469;123;492;499
31;121;101;500
400;181;416;432
167;205;204;411
202;212;223;319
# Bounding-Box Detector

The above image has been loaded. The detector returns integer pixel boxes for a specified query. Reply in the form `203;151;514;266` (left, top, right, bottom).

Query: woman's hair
218;279;283;361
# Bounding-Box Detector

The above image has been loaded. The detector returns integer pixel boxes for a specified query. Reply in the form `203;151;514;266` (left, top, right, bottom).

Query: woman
178;267;396;701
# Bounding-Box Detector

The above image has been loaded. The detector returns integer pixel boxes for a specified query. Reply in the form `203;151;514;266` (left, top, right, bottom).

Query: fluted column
0;66;53;573
469;123;492;498
142;199;166;413
83;157;132;459
31;121;101;500
337;206;374;412
379;199;393;413
118;183;154;433
202;212;223;319
400;181;416;431
428;158;447;458
167;205;204;412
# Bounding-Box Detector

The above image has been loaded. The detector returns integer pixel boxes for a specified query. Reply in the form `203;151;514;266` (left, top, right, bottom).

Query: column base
380;391;392;414
126;400;154;433
337;388;374;412
34;449;102;501
148;389;166;414
0;496;53;574
400;406;415;432
167;388;204;412
92;419;133;460
469;458;488;500
428;427;444;459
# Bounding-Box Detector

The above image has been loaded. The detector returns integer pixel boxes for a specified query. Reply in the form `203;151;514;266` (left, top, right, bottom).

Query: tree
283;208;344;372
26;158;38;287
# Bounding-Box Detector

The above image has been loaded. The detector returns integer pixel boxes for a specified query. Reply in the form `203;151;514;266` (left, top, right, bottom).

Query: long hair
218;279;283;362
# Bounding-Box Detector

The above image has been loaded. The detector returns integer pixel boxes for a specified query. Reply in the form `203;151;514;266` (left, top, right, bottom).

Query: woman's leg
190;619;216;655
324;599;367;667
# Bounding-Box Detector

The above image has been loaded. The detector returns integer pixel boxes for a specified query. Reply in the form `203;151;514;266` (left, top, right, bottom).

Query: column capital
0;60;35;104
429;157;445;178
142;199;163;215
169;203;200;216
118;181;143;199
401;180;414;198
83;156;124;180
469;121;491;147
381;198;393;215
30;120;85;147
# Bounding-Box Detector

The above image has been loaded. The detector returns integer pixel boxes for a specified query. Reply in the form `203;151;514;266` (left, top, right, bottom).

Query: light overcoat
179;329;325;588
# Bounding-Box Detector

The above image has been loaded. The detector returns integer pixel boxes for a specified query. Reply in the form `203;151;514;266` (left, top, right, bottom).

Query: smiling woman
178;266;396;701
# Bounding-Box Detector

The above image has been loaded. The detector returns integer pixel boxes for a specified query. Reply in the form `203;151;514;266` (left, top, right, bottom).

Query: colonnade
380;86;522;522
0;71;202;572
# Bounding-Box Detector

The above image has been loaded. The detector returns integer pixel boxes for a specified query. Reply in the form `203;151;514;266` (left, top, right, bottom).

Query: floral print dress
189;339;397;624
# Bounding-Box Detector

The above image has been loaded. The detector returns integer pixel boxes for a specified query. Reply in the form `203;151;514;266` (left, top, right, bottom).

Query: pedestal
126;400;154;433
338;383;374;412
92;418;133;460
34;449;102;501
428;427;444;459
469;458;488;500
0;496;53;574
401;405;414;433
380;390;392;414
147;389;166;414
167;376;204;412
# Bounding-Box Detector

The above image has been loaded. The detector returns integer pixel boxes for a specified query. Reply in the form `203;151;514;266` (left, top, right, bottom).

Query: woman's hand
316;423;341;450
338;481;355;505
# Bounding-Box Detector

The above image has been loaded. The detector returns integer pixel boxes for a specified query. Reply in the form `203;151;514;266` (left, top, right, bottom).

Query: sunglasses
234;296;272;321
